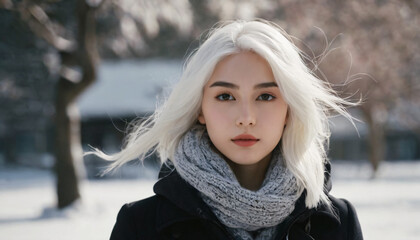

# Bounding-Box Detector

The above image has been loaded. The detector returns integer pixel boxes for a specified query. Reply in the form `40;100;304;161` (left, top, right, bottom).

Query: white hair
90;19;356;208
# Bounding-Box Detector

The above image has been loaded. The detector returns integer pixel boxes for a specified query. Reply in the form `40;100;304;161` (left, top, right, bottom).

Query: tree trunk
360;105;386;176
54;0;100;209
55;94;83;208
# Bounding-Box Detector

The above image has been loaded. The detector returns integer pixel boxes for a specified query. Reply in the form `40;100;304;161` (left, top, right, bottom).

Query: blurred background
0;0;419;239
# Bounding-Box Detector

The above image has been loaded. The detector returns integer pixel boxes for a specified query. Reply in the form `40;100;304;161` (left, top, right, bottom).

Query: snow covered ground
1;161;419;240
330;161;420;240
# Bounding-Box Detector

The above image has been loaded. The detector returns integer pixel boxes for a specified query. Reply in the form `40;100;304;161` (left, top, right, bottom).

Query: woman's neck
226;154;272;191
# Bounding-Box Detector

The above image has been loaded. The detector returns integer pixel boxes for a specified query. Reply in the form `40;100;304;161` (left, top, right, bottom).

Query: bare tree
53;0;103;208
288;0;420;172
13;0;104;208
2;0;194;208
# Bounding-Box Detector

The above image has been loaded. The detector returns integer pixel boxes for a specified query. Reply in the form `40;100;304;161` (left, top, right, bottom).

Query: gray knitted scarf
173;127;300;240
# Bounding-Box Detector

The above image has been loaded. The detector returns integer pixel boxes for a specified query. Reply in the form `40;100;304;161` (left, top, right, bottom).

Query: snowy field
1;161;419;240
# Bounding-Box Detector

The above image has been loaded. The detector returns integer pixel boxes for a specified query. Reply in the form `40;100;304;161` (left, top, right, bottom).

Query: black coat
110;164;363;240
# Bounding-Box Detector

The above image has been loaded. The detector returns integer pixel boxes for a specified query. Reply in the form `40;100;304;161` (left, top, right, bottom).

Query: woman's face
198;51;288;166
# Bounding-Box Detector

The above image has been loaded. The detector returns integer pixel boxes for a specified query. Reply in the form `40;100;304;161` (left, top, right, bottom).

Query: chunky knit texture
173;127;300;240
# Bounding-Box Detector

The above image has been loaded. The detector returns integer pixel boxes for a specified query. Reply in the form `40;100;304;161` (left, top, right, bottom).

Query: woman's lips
232;134;259;147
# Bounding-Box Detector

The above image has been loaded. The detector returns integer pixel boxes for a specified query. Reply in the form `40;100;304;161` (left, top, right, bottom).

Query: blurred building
1;59;419;176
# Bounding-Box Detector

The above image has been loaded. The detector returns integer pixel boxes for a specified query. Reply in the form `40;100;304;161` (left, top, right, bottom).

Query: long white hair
91;19;355;208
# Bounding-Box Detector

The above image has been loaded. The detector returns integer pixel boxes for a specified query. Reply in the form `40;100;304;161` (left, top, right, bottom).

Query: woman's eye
216;93;235;101
257;94;275;101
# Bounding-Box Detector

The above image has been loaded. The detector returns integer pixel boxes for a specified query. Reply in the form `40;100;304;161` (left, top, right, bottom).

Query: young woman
95;19;363;240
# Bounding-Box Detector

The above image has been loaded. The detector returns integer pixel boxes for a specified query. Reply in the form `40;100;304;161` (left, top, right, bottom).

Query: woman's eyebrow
254;82;278;89
209;81;239;89
209;81;277;89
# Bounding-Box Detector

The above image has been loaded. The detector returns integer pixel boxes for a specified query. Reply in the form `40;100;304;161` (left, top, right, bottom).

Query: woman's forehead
206;52;276;87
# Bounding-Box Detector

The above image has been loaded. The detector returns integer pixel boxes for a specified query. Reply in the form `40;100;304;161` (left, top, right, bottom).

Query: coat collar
152;161;340;237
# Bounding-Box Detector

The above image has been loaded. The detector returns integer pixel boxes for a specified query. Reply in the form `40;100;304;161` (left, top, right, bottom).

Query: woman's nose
235;102;256;127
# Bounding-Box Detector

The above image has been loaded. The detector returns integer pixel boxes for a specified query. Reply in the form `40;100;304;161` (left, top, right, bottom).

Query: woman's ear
198;112;206;124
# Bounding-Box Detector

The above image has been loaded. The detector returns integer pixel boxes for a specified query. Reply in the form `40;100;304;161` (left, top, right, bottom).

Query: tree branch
17;1;75;52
